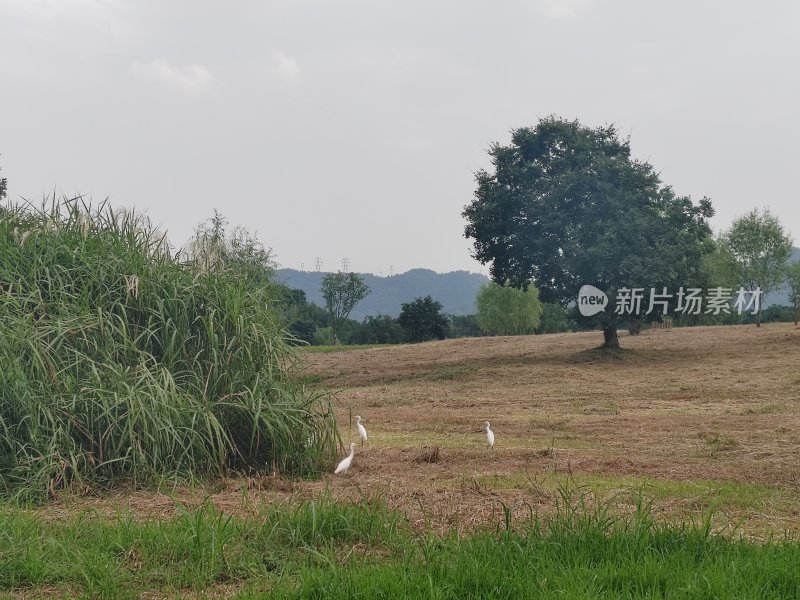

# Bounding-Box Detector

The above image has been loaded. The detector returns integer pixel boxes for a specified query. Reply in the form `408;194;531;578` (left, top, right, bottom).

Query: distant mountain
276;268;490;320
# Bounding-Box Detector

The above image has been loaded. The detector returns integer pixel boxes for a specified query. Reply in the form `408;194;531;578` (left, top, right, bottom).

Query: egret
334;442;357;475
355;415;368;446
483;421;495;449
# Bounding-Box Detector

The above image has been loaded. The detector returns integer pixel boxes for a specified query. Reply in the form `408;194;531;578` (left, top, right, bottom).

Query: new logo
578;285;608;317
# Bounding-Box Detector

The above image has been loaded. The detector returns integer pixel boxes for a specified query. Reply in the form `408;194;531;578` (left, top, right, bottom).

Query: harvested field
39;323;800;539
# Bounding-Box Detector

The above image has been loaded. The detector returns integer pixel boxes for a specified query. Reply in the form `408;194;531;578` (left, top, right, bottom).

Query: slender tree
721;208;793;327
321;272;370;344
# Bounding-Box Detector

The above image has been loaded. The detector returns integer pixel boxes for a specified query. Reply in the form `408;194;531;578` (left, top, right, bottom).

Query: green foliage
746;305;795;324
720;208;793;325
447;313;482;338
476;282;542;335
0;198;335;500
722;208;793;292
537;302;570;334
287;319;317;345
324;317;367;345
700;238;740;289
786;261;800;325
355;315;404;344
398;295;449;342
275;287;329;345
321;272;370;343
463;116;714;347
312;326;335;346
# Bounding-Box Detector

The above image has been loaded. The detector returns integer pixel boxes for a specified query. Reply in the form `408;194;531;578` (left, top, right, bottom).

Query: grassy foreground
2;493;799;598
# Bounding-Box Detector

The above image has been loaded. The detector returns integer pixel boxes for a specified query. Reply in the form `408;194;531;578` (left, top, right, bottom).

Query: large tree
321;272;370;344
463;116;714;348
476;282;542;336
720;209;793;327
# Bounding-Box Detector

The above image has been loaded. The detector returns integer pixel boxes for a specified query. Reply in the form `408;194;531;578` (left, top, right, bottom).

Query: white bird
483;421;495;449
355;415;368;446
334;442;357;475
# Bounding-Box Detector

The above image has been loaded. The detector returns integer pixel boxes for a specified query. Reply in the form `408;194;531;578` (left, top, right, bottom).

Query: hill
275;268;489;320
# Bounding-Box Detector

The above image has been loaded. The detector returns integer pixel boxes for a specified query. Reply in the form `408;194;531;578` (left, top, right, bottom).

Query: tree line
278;275;573;346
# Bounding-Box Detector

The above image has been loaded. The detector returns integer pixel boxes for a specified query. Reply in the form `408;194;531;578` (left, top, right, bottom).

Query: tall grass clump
0;197;336;501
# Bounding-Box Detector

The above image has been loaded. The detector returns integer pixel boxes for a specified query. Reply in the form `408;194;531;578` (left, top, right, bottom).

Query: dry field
42;323;800;538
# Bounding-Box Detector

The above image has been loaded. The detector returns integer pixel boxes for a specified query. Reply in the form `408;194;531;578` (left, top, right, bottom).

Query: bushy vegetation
2;492;799;597
537;302;570;333
352;315;405;344
0;198;335;501
476;282;542;335
398;295;449;342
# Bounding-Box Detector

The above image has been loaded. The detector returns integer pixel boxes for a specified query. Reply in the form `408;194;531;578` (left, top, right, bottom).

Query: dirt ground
42;324;800;538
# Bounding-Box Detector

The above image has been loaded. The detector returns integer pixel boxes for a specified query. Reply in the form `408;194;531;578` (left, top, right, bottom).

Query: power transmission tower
342;257;350;273
300;262;305;272
315;257;322;272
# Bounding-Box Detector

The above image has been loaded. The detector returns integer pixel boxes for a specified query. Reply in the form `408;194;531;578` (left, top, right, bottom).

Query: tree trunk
602;326;620;349
755;305;762;328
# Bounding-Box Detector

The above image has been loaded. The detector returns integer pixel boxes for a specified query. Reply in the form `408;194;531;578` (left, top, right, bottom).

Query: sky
1;0;798;276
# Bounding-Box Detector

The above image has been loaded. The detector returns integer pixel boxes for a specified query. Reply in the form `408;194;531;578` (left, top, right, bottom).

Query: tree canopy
398;295;449;342
719;208;793;326
463;116;714;348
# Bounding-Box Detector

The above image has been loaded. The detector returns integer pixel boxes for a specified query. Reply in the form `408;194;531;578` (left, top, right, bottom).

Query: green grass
2;492;799;598
465;472;796;514
0;198;336;501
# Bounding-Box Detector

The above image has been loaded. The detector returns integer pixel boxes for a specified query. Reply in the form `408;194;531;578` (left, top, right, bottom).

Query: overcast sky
2;0;798;275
